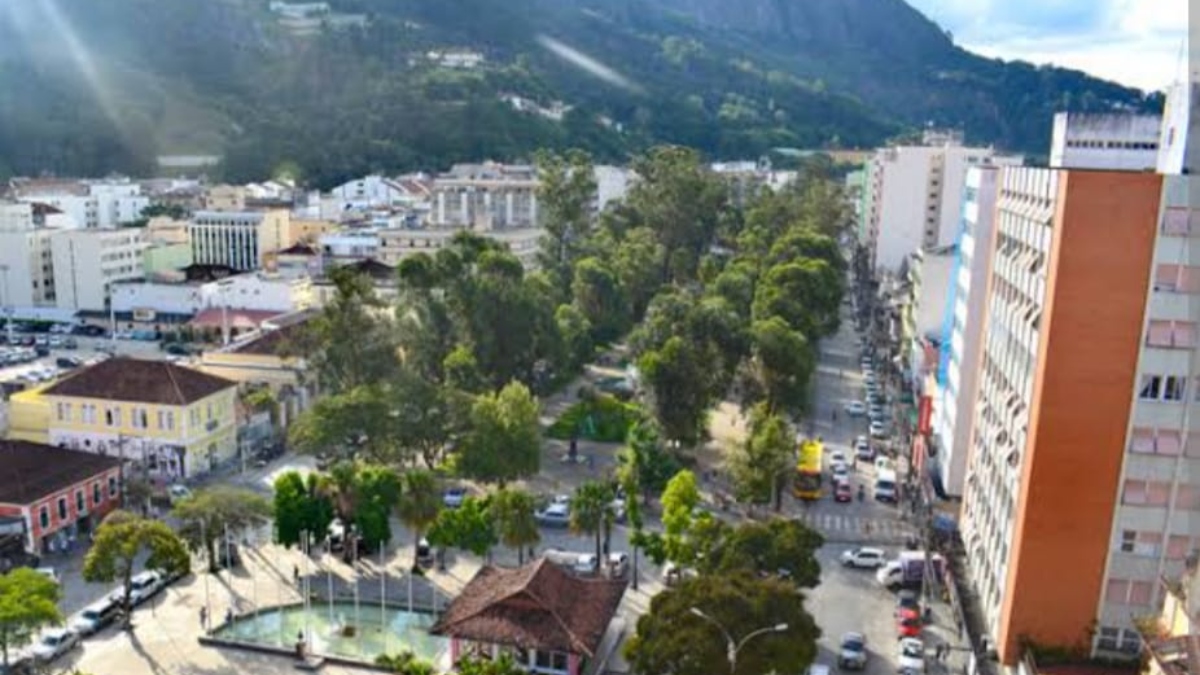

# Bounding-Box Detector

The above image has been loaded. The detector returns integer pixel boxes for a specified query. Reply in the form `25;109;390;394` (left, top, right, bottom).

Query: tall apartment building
862;132;1022;272
1049;112;1162;171
932;167;999;497
188;210;291;271
432;162;538;229
50;229;147;312
10;178;148;229
0;202;58;309
959;167;1188;666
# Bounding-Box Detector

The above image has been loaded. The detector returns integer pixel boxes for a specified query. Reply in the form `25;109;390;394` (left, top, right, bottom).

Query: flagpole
380;543;387;656
201;519;211;631
327;547;334;626
223;523;232;616
303;531;311;647
354;534;362;654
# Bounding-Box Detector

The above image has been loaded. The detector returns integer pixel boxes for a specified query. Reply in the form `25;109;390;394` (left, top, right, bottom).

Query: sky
906;0;1189;92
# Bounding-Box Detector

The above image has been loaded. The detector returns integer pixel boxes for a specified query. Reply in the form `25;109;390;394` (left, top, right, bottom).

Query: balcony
1135;612;1198;675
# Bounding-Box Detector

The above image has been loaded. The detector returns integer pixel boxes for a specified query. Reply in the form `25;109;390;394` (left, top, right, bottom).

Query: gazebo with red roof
431;558;626;675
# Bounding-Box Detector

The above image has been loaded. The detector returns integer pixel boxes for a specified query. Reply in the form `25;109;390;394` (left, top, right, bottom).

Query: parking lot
0;329;174;392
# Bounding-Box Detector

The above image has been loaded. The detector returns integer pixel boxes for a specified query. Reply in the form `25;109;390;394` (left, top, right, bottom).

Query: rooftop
0;441;121;505
43;357;235;405
190;308;284;330
431;558;626;657
228;311;317;356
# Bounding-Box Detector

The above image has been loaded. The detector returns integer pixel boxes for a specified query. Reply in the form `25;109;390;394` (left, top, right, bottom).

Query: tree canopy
83;510;190;624
172;486;271;572
0;568;61;666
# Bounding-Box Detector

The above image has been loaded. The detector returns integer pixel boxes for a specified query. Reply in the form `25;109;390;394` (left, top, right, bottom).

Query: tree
490;488;540;564
386;369;458;468
376;651;437;675
82;510;190;626
298;266;399;394
172;486;271;572
273;471;334;548
397;469;441;571
458;381;541;487
288;385;399;464
637;337;714;447
611;227;666;321
639;469;710;566
0;567;61;666
554;303;594;374
624;573;820;675
699;519;824;588
752;259;842;338
744;317;815;418
426;496;498;560
321;461;360;521
616;420;680;505
536;149;598;293
727;405;795;512
569;481;613;562
571;257;628;343
353;465;402;550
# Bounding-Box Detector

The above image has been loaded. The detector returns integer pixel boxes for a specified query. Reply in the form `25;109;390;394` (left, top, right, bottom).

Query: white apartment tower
188;210;292;271
1049;112;1162;171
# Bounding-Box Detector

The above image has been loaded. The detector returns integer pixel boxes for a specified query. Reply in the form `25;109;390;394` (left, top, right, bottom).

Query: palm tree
396;469;441;571
322;461;359;521
569;481;612;563
491;488;540;564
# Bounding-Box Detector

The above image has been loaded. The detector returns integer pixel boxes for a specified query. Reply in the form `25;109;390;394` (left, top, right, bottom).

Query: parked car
29;628;79;662
831;463;849;483
855;438;874;461
327;518;348;552
125;570;165;606
896;608;923;638
898;637;925;674
167;484;192;504
34;567;59;584
55;356;82;369
869;421;889;439
838;632;868;670
840;547;886;569
70;597;121;636
662;562;698;587
442;487;467;509
895;589;921;614
535;502;570;528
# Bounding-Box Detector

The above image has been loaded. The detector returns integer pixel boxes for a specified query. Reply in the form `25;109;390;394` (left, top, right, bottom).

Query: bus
793;438;824;500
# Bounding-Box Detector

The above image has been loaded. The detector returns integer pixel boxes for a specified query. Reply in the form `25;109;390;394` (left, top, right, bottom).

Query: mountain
0;0;1160;187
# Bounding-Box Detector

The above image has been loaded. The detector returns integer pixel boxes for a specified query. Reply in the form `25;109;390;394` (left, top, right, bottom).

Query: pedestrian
224;607;233;626
293;564;300;586
199;606;208;630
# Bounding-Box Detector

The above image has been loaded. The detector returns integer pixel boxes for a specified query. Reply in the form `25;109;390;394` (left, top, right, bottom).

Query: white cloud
907;0;1187;90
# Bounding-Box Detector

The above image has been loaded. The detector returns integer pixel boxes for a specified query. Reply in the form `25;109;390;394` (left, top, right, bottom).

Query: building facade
934;167;1000;497
862;136;1022;272
112;272;313;318
50;228;147;312
378;226;542;269
960;168;1169;665
1049;112;1162;171
42;358;239;480
188;210;291;271
12;179;148;229
432;163;538;229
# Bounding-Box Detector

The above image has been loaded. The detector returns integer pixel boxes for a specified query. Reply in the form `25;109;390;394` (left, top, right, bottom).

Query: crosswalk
792;511;916;541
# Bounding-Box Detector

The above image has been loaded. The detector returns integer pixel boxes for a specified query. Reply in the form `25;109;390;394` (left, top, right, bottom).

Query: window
1157;431;1182;456
1175;485;1200;511
93;482;101;505
1119;629;1142;654
1135;532;1162;556
1148;481;1171;506
1129;581;1154;605
75;490;85;513
166;411;175;430
57;497;67;520
1164;376;1188;401
1130;428;1156;454
1167;535;1192;559
1139;375;1162;400
1123;480;1147;504
108;476;118;497
1119;530;1135;552
38;507;48;530
1106;579;1130;604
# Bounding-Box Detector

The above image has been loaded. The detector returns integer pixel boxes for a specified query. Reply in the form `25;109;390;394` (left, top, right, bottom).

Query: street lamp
689;607;788;675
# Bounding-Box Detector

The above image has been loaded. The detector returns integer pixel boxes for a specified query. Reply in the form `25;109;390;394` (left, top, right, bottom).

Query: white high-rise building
11;178;148;229
188;210;292;271
862;135;1022;272
1049;112;1162;171
932;166;999;497
50;229;148;312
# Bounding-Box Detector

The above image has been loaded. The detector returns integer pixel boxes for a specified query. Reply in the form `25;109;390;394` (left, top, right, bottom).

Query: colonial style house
0;440;122;555
431;558;627;675
41;358;238;481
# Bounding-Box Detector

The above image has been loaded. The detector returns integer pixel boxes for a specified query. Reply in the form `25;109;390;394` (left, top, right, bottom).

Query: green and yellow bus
793;438;824;501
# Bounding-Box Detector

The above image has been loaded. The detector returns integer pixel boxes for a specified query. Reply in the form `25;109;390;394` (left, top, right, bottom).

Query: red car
834;481;853;503
896;608;922;638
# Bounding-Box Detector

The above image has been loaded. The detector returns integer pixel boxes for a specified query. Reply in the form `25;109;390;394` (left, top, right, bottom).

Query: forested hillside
0;0;1160;186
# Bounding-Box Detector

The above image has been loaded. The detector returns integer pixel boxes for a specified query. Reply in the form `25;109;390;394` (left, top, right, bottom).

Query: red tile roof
0;440;121;505
431;558;625;657
229;313;316;356
43;357;236;405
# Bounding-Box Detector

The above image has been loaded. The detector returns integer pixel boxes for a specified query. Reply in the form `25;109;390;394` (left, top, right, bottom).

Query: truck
876;551;945;590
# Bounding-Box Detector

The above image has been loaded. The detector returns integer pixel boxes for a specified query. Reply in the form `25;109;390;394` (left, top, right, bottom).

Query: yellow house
7;385;51;444
1140;562;1199;675
198;310;316;428
40;358;239;480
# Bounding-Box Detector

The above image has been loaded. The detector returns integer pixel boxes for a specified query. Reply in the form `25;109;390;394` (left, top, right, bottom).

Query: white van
874;469;897;503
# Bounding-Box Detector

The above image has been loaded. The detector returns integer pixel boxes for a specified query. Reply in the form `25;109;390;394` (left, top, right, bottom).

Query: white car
113;570;164;607
843;401;867;416
536;502;570;528
854;437;873;460
831;462;849;482
34;567;59;584
841;547;887;569
839;632;868;670
829;450;848;465
442;487;467;508
71;597;120;636
898;637;926;673
30;628;79;662
167;484;192;504
870;421;889;439
875;456;896;473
